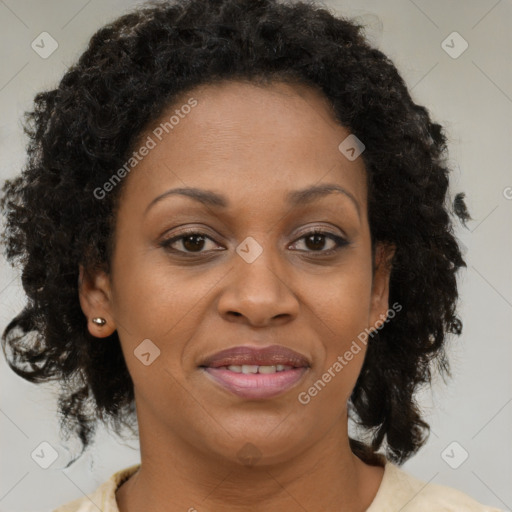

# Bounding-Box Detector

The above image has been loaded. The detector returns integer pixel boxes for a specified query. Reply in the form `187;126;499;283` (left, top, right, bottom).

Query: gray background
0;1;511;511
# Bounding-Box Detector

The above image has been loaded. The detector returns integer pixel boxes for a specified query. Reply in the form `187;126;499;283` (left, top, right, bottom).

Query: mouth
199;345;310;400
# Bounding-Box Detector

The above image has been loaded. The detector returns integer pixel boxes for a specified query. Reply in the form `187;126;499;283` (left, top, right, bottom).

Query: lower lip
203;367;308;399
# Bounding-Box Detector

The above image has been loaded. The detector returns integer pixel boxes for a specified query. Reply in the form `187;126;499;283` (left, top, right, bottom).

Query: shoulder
367;461;503;512
52;463;140;512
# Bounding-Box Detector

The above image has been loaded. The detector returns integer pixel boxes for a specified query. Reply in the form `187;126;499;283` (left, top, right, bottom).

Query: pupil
306;234;325;250
183;235;205;251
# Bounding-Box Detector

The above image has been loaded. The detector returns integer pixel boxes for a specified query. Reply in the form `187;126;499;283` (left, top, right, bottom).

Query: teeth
241;365;259;374
226;364;293;373
258;365;277;374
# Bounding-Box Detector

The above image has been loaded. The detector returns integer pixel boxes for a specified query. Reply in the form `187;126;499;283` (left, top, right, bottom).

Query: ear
78;264;117;338
368;242;396;332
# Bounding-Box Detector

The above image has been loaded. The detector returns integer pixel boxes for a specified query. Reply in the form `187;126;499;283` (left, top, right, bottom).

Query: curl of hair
1;0;471;465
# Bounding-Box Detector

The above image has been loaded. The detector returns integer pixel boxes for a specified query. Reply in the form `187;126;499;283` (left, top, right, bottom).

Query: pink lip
203;367;309;399
199;345;310;399
200;344;310;368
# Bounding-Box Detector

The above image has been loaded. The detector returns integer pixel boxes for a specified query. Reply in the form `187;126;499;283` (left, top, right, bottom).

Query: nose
217;242;300;328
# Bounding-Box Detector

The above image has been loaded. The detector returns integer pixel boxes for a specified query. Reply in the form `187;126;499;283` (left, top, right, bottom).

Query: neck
116;410;384;512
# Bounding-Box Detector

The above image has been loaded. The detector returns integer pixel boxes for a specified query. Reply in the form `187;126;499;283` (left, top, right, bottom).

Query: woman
0;0;500;510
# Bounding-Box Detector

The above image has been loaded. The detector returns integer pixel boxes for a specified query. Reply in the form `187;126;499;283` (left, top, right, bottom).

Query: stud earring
92;317;107;326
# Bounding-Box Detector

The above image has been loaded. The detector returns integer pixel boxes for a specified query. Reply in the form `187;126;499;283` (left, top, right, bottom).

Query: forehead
118;79;368;214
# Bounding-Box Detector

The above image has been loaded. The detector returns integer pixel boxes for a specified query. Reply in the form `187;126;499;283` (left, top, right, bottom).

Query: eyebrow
144;183;361;218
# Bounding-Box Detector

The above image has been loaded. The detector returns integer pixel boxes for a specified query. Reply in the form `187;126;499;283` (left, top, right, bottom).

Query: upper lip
200;345;310;368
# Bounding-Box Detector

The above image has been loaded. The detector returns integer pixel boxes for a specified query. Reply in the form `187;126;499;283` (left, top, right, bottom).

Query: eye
289;229;348;255
159;227;349;256
159;229;222;254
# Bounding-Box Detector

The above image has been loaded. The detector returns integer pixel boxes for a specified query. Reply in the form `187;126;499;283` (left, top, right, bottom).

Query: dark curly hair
0;0;470;467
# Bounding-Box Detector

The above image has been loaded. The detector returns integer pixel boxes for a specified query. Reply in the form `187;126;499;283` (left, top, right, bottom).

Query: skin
79;79;396;512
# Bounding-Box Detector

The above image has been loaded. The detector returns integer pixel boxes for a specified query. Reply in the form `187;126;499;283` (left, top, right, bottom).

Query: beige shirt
53;461;502;511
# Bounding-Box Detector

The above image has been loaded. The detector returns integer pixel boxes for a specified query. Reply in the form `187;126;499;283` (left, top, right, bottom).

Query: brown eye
178;234;207;252
160;231;221;254
290;229;348;254
160;228;348;257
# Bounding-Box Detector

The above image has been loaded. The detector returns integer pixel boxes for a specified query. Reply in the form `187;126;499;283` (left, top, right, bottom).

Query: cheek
299;275;371;416
306;264;372;391
111;244;212;336
110;250;228;385
308;263;373;338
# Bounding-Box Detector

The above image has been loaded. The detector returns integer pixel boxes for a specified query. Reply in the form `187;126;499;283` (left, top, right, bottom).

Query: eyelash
159;228;349;257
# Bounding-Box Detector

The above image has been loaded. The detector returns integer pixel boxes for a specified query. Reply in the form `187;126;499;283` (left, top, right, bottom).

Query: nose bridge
235;233;286;296
218;232;298;325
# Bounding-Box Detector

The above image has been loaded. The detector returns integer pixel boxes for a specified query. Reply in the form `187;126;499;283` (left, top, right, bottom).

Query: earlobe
78;264;117;338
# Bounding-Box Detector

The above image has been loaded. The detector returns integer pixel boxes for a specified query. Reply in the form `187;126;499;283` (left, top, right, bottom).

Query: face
79;80;394;466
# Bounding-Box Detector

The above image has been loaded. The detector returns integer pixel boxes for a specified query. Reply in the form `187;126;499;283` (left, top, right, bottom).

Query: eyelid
291;223;347;240
159;226;223;250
